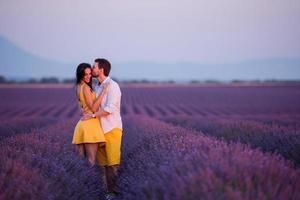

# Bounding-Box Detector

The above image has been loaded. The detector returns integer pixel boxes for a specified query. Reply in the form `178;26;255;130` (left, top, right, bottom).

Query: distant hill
1;36;300;81
113;58;300;81
0;36;74;80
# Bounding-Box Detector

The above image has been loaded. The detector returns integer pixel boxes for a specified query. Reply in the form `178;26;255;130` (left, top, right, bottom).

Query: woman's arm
81;83;118;121
90;83;109;112
81;108;110;121
83;83;109;113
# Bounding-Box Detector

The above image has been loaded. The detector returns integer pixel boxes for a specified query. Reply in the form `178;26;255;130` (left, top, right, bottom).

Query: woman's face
82;68;92;83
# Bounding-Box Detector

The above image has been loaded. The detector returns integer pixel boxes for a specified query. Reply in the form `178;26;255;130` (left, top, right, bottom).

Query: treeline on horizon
0;75;300;84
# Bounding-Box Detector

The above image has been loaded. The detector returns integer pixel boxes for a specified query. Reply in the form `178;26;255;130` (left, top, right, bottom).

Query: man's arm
101;83;121;114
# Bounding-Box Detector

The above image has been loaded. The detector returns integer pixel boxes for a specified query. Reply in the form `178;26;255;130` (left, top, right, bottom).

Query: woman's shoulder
82;83;93;92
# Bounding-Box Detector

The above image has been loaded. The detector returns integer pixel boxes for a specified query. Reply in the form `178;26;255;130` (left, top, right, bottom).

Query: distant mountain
0;36;75;80
113;58;300;81
1;36;300;81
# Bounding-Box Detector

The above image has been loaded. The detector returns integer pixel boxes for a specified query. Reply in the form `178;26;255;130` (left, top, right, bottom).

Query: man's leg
99;128;122;193
105;165;119;193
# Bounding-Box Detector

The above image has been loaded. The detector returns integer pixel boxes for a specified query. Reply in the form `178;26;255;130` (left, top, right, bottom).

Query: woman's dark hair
76;63;93;91
94;58;111;76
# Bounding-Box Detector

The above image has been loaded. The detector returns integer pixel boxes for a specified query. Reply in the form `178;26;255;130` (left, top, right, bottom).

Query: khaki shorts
98;128;122;166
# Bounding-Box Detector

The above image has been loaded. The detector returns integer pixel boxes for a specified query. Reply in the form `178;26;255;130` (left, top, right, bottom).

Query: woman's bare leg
76;144;85;157
85;143;99;166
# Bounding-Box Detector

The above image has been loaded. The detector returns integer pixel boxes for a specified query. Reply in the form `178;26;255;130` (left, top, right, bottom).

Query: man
82;58;122;197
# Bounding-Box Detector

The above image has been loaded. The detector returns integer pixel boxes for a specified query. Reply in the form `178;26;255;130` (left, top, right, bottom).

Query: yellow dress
72;83;106;145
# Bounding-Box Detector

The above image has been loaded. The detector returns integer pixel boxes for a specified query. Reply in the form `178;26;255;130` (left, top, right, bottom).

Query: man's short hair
95;58;111;76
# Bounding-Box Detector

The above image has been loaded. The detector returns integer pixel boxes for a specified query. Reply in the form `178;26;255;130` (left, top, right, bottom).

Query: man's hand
81;113;92;121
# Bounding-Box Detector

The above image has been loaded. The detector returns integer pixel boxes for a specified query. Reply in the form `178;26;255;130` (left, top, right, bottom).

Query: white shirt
94;77;123;133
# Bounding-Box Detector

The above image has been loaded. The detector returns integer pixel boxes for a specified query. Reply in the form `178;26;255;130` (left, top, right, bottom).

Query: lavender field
0;84;300;200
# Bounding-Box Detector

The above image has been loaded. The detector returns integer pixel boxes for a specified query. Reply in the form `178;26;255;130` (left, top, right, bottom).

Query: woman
72;63;108;166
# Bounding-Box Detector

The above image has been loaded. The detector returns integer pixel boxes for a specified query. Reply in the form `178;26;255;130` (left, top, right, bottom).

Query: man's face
92;62;101;77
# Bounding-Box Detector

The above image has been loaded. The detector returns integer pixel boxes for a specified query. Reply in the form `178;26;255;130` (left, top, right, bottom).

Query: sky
0;0;300;80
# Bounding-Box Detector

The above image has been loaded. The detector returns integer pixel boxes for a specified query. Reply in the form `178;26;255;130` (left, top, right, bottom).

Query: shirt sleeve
102;83;121;114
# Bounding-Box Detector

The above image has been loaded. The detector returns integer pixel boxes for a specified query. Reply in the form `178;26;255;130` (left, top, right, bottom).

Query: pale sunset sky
0;0;299;80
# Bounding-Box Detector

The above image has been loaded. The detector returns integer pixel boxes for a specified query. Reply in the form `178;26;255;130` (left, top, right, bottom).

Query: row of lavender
163;114;300;167
121;86;300;116
1;116;299;200
1;85;300;199
1;85;300;119
118;116;300;199
0;117;107;200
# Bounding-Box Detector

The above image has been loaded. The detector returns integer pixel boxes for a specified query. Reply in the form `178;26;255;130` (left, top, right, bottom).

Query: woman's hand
80;107;90;117
90;82;110;113
81;113;92;121
102;82;110;94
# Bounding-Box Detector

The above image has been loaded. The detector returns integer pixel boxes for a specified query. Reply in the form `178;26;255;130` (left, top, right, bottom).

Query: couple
72;58;122;197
